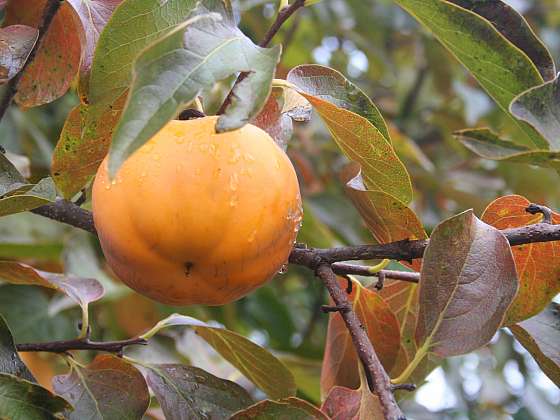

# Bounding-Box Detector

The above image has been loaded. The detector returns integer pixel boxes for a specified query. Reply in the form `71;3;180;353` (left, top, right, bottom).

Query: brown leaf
231;397;329;420
0;25;38;84
320;277;400;397
416;210;518;357
510;303;560;386
482;195;560;325
53;355;149;419
321;365;383;420
4;0;82;107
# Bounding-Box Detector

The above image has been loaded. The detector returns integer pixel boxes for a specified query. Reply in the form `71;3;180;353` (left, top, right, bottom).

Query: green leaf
510;303;560;387
393;0;547;149
287;67;412;204
108;2;281;176
0;315;34;382
52;0;199;197
287;64;391;142
341;162;426;244
140;313;296;399
416;210;518;357
0;178;56;218
510;75;560;150
0;25;38;84
195;326;297;400
231;397;328;420
454;128;560;170
0;285;75;343
0;373;71;419
146;364;253;420
52;355;149;420
0;153;26;196
447;0;555;81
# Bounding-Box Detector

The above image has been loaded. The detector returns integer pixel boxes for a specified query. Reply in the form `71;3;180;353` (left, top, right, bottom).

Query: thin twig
526;203;553;224
16;337;147;354
217;0;306;115
0;0;63;122
332;263;421;284
316;264;405;420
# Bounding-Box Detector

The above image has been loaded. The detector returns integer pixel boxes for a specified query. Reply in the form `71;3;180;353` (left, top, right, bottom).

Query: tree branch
217;0;306;115
332;263;420;283
316;264;404;420
16;337;147;354
31;198;97;235
0;0;62;121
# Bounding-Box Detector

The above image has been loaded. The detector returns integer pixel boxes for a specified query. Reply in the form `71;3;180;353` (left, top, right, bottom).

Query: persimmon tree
0;0;559;419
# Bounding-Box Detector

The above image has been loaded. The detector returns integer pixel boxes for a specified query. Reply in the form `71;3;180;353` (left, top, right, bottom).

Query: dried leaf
481;195;560;324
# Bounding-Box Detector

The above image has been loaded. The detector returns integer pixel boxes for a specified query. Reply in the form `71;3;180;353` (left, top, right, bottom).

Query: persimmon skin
93;117;302;305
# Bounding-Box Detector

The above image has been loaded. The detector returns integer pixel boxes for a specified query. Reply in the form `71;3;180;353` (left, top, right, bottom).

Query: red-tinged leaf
482;195;560;325
66;0;123;77
321;365;383;420
51;94;127;198
341;162;426;245
4;0;81;107
52;355;149;420
0;261;104;308
321;277;400;397
251;87;311;150
146;364;253;420
0;25;38;84
416;210;518;357
231;397;329;420
510;303;560;386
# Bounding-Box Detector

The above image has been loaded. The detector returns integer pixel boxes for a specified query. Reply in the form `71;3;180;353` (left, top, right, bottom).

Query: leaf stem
391;344;428;384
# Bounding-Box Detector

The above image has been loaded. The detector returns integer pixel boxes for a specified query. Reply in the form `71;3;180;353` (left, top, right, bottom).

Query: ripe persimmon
92;116;302;305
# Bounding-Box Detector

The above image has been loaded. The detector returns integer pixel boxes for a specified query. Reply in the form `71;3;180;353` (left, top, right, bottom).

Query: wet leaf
447;0;555;81
0;373;71;419
393;0;547;149
510;74;560;150
321;277;400;396
231;397;328;420
109;2;280;175
196;326;297;400
52;355;149;420
4;0;81;107
342;162;426;245
0;260;104;313
0;315;34;382
0;25;38;84
140;313;211;340
455;128;560;170
416;210;518;357
510;303;560;387
146;364;253;420
481;195;560;324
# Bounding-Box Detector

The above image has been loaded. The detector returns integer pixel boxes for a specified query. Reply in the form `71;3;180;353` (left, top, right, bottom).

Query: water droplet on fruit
111;179;117;186
144;144;154;153
104;184;111;190
186;141;193;152
176;137;185;144
248;230;257;243
229;148;241;163
229;195;238;207
153;153;160;161
244;152;255;161
278;263;289;275
229;173;239;191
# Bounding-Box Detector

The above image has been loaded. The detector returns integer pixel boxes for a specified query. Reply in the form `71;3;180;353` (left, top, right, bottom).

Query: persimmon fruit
92;116;302;305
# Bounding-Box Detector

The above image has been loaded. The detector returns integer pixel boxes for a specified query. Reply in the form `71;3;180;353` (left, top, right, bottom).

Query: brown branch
217;0;306;115
16;337;147;354
31;199;97;235
316;264;405;420
0;0;62;122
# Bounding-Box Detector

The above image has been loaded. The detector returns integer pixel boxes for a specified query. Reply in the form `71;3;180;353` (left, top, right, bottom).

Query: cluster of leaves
0;0;559;418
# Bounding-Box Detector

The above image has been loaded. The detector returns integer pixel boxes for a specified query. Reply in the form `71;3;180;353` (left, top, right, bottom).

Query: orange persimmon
93;117;302;305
